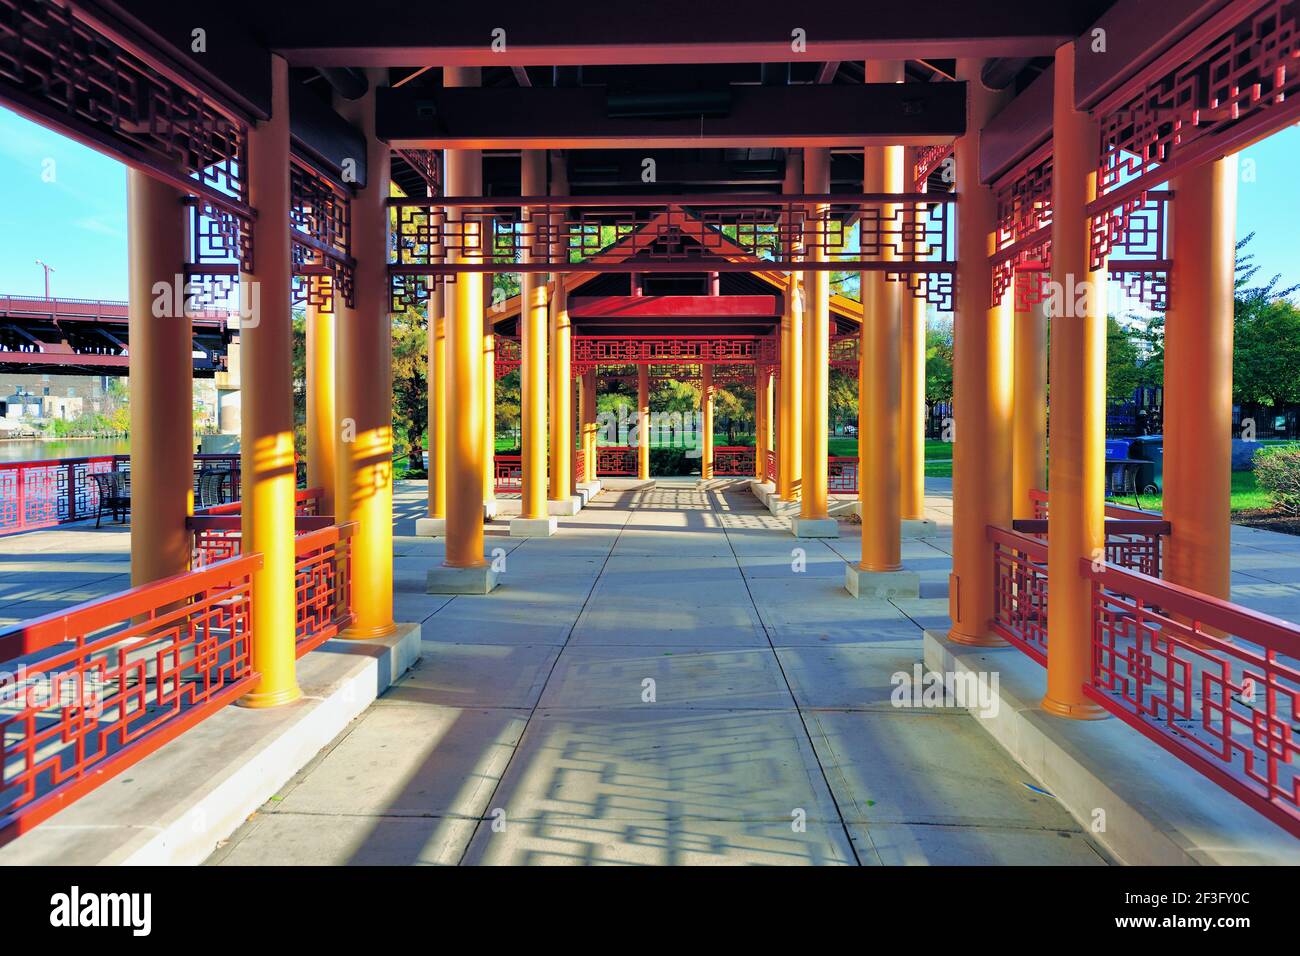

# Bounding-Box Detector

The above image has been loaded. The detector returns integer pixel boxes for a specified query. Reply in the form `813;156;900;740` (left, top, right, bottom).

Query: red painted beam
568;295;778;320
0;351;129;367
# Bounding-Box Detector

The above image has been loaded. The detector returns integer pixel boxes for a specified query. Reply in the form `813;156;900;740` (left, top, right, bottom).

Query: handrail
1011;517;1172;536
0;553;262;662
987;523;1048;558
1079;558;1300;657
199;486;323;517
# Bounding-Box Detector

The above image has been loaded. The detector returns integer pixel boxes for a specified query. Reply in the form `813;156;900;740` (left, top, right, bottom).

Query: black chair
90;472;130;527
197;469;234;509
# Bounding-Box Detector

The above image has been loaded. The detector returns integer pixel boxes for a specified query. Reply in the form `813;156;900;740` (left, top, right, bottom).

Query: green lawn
1108;470;1271;514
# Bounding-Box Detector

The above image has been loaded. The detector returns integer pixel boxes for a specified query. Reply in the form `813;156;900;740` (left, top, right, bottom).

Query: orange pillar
777;151;803;504
948;60;1013;646
795;147;834;535
637;364;651;480
483;278;496;517
860;61;904;565
755;369;771;481
1011;297;1049;519
1163;157;1237;601
238;55;300;705
900;148;928;521
334;70;396;634
126;171;191;586
513;150;554;534
419;281;447;534
428;66;497;592
1042;42;1107;717
304;302;336;516
581;369;597;484
701;364;715;479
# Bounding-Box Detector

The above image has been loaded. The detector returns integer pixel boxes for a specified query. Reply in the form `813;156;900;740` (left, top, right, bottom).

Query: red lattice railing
596;446;637;476
0;454;255;536
713;446;755;476
1012;517;1170;578
199;486;323;518
494;454;522;493
765;450;777;484
0;554;261;845
574;448;586;487
1083;559;1300;838
989;526;1050;666
187;516;355;658
828;457;858;494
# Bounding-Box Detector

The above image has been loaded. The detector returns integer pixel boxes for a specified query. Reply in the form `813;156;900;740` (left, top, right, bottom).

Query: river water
0;438;130;463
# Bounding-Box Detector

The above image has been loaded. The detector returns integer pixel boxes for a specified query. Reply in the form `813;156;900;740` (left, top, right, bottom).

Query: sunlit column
900;149;928;521
126;171;191;586
778;151;803;502
238;55;301;705
423;282;447;529
701;363;715;479
1163;157;1237;601
428;66;496;591
548;151;575;510
1011;296;1049;519
637;364;651;480
305;302;336;515
1042;42;1108;717
796;146;834;535
483;295;496;517
517;149;551;524
582;369;598;484
948;59;1014;646
859;61;904;565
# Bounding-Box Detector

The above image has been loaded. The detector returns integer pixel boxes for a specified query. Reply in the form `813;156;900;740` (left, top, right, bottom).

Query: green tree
925;320;954;411
1106;316;1144;403
391;306;428;471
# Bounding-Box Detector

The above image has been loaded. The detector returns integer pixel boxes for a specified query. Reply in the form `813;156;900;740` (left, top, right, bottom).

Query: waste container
1127;435;1164;494
1105;438;1133;461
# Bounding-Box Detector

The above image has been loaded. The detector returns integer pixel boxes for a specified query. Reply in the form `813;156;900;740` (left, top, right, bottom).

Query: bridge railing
596;446;637;476
0;454;303;536
0;553;262;845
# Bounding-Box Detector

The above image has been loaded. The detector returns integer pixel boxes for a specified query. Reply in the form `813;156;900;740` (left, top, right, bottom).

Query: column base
791;516;839;538
414;516;445;537
844;564;920;599
510;516;558;537
237;682;303;709
901;518;938;538
1040;695;1110;721
547;496;582;516
483;500;499;520
575;481;601;505
947;627;1010;649
426;564;500;595
768;495;800;517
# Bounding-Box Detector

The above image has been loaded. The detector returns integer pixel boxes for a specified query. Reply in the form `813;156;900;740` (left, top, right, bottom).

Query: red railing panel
713;446;755;476
988;525;1050;666
292;523;356;657
765;450;777;484
1082;559;1300;837
0;554;262;845
828;457;858;494
596;446;637;476
494;454;522;493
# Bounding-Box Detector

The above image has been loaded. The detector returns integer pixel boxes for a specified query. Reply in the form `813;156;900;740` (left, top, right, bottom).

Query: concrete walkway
204;479;1109;865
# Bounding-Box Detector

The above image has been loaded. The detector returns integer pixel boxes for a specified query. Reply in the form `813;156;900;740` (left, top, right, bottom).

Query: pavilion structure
0;0;1297;846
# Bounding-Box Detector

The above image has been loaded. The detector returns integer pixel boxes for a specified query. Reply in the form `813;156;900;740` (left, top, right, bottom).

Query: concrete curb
923;629;1300;866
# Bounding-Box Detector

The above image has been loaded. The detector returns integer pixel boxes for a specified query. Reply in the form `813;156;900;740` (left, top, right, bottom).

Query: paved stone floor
5;478;1298;864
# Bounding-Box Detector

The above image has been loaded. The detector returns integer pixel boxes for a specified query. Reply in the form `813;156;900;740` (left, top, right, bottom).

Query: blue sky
0;105;1296;301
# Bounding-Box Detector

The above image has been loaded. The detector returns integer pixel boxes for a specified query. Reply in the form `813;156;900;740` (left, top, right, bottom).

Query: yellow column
483;299;496;516
238;55;300;705
799;146;832;527
860;61;904;567
434;66;493;586
519;150;549;519
1011;297;1049;519
900;148;927;521
637;364;651;479
701;363;715;479
126;171;191;586
1042;42;1107;717
755;370;770;480
948;60;1013;646
1163;157;1237;601
334;70;396;635
426;282;447;523
778;152;803;502
305;303;336;515
548;151;574;507
582;369;597;483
